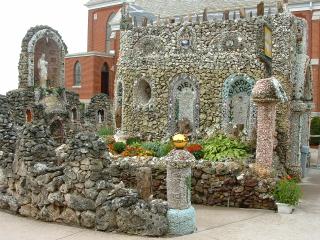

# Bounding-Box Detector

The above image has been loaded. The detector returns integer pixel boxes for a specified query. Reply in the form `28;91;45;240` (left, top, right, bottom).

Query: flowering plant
186;144;203;153
186;144;204;160
273;176;302;206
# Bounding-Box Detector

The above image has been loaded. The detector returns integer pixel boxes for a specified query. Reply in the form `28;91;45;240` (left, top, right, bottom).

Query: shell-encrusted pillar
252;77;287;167
166;149;196;236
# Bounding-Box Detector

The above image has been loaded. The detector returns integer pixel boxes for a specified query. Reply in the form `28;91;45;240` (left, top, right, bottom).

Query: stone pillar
301;146;309;178
136;167;153;201
252;77;287;168
166;150;196;236
254;102;278;167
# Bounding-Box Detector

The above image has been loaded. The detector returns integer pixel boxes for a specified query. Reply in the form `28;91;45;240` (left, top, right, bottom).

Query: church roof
86;0;319;17
134;0;316;17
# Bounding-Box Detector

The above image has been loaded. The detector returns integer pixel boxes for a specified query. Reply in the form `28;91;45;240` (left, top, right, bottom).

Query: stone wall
86;93;114;129
107;157;276;210
0;95;17;182
117;12;311;176
0;124;168;236
6;89;38;126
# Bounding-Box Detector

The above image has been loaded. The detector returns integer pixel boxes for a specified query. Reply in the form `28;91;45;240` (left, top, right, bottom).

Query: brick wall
87;5;121;52
65;56;115;101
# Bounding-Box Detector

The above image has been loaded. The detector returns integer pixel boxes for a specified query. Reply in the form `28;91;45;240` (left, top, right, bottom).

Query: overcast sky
0;0;88;95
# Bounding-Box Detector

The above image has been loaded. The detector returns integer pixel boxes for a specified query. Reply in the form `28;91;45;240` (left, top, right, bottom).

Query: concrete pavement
1;169;320;240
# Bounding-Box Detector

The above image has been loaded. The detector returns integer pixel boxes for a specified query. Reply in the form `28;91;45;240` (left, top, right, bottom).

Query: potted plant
273;176;302;214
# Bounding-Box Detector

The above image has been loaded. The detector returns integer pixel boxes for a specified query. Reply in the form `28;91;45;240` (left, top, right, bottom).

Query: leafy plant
122;146;153;157
126;137;142;146
113;142;126;154
97;127;114;137
310;117;320;145
202;134;250;162
273;177;302;206
141;141;173;158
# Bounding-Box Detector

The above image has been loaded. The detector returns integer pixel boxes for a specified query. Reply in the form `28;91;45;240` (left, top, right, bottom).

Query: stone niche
222;73;256;137
168;74;200;136
34;38;61;88
18;26;68;89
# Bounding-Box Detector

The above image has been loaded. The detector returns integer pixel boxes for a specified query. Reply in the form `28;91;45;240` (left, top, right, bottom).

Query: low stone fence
108;156;276;210
0;123;276;238
0;126;168;236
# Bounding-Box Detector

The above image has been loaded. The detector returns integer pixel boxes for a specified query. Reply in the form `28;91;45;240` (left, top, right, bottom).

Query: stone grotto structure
0;3;314;238
0;25;169;236
116;9;313;177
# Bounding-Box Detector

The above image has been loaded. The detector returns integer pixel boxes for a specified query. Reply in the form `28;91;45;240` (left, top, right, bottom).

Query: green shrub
97;127;114;137
126;137;142;146
114;142;126;154
273;178;302;206
142;141;173;158
310;117;320;145
192;150;205;160
202;134;250;162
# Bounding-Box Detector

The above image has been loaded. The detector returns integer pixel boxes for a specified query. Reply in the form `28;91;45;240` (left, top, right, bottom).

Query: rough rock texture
107;156;276;210
18;25;68;89
85;93;114;129
0;129;168;236
116;12;312;177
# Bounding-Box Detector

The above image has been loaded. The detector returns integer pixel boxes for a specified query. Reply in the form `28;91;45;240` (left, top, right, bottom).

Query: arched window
74;61;81;86
101;63;109;94
106;13;116;53
50;119;64;144
98;109;105;123
71;108;77;122
26;109;33;123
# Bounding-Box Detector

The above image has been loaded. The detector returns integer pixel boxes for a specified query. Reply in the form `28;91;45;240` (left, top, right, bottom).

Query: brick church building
64;0;320;115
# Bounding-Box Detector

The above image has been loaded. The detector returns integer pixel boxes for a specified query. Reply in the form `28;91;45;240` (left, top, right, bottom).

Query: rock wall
0;95;17;193
107;157;276;210
86;93;114;129
0;125;168;236
117;13;310;175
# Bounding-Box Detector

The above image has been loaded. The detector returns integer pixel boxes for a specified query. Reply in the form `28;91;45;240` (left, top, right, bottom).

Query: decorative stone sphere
172;134;188;149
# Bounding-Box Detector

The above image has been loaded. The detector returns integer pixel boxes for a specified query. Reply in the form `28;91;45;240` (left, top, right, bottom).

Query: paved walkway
1;169;320;240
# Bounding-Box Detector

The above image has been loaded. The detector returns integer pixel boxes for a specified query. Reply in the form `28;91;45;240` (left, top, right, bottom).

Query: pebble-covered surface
116;12;312;178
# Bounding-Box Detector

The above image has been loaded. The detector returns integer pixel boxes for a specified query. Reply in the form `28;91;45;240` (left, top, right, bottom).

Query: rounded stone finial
252;77;287;103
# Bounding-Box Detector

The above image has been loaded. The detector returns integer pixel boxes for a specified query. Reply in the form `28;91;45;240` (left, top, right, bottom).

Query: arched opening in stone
101;63;109;95
135;79;151;106
71;108;78;122
116;82;123;129
34;38;60;88
168;74;200;136
50;119;64;144
98;109;105;123
26;109;33;123
222;74;255;138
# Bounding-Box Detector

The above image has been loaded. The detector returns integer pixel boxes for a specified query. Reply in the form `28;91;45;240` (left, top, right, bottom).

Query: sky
0;0;88;95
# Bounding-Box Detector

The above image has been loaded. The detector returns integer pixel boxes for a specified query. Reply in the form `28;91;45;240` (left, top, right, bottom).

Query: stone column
254;102;278;167
166;150;196;235
136;167;152;201
252;77;287;168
